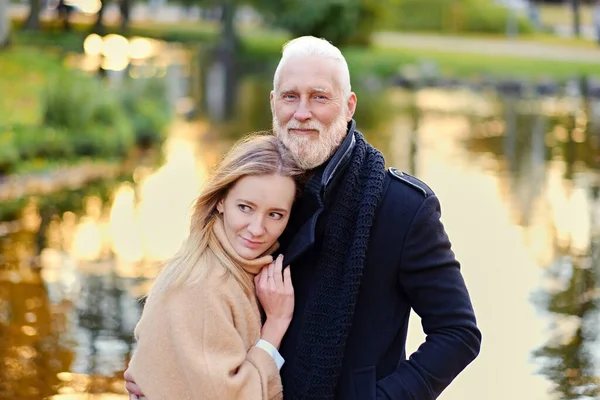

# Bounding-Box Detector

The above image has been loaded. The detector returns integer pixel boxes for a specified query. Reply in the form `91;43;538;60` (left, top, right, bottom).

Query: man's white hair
273;36;352;100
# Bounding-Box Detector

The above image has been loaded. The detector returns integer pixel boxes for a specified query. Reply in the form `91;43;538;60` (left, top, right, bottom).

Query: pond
1;43;599;399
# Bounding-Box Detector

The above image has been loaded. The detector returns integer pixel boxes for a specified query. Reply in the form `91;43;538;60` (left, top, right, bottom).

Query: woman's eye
238;204;251;212
270;212;283;220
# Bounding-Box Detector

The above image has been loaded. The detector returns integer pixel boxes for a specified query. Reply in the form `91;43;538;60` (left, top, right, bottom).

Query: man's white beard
273;114;348;171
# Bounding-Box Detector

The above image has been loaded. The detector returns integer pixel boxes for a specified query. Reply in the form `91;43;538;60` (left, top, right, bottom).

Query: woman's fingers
273;255;284;285
268;259;276;280
283;265;292;291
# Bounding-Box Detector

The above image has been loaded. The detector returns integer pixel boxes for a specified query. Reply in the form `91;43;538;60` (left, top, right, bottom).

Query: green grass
11;157;118;175
376;29;598;49
238;32;600;81
353;46;599;80
0;47;65;125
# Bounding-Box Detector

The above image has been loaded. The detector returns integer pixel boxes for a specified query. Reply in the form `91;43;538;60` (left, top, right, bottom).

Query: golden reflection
109;183;143;264
101;56;129;73
101;35;129;59
545;162;591;254
554;124;568;142
135;137;204;261
71;217;103;261
128;37;155;60
572;127;586;143
83;34;103;57
106;131;208;273
21;199;41;233
413;88;498;117
17;345;38;359
65;0;102;14
101;34;130;72
21;325;37;336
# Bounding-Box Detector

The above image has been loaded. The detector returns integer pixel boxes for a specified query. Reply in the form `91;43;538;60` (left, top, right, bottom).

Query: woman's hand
255;254;294;349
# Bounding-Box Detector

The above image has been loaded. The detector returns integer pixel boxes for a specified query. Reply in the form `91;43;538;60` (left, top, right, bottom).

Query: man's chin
289;129;320;137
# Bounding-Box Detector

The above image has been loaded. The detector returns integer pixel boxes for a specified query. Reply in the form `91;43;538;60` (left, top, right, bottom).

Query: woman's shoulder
168;264;246;306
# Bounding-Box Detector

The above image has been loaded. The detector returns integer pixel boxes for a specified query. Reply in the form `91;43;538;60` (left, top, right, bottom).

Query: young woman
126;134;304;400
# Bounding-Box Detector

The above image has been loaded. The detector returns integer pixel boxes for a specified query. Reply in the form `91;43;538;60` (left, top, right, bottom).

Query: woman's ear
216;200;224;214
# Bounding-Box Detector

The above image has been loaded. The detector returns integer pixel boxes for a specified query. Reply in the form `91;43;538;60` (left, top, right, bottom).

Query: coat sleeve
166;287;283;400
376;195;482;399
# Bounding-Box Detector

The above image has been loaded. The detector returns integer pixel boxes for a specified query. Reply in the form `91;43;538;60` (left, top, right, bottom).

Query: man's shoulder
386;168;435;198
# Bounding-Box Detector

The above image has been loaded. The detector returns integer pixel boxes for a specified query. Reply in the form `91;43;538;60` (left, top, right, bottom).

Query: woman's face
217;173;296;259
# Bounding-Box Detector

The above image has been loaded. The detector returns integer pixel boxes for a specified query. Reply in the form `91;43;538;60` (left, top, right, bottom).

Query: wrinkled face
217;174;295;260
271;56;357;170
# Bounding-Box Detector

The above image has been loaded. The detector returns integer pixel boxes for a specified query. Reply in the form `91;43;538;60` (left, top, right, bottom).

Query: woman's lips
242;237;263;249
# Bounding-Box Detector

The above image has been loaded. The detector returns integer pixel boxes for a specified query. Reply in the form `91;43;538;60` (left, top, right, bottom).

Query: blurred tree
251;0;380;46
23;0;41;30
0;0;10;48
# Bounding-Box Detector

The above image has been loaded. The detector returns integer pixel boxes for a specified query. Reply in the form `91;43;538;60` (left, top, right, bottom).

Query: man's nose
293;99;311;122
247;216;266;236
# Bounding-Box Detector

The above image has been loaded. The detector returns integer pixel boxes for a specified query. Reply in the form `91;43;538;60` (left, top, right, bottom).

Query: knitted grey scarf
285;131;386;399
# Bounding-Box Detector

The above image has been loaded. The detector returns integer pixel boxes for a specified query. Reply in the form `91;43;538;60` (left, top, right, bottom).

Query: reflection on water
0;122;210;399
1;77;600;398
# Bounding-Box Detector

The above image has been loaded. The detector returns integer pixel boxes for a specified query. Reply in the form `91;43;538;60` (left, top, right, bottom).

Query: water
1;53;600;399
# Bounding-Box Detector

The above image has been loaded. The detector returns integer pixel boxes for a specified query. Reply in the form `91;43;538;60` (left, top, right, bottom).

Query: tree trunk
119;0;131;33
572;0;581;37
92;0;106;34
57;0;72;31
0;0;10;49
23;0;41;30
218;0;239;120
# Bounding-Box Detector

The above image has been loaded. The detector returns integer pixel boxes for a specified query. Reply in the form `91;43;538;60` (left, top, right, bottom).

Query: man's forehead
277;57;339;85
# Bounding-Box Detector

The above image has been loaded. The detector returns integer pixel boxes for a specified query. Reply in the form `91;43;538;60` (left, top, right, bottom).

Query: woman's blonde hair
149;133;304;296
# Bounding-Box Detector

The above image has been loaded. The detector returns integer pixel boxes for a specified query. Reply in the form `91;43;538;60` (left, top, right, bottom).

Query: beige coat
128;221;283;400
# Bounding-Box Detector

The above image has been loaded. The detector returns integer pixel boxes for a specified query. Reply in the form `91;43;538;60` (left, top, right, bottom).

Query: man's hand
124;369;145;400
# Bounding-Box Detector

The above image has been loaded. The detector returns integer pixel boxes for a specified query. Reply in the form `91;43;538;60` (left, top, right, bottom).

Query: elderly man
127;36;481;399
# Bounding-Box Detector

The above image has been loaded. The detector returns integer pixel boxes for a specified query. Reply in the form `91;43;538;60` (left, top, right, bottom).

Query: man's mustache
285;122;322;132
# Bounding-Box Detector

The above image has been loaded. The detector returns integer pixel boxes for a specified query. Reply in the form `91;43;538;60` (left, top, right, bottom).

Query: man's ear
270;90;275;114
346;92;357;121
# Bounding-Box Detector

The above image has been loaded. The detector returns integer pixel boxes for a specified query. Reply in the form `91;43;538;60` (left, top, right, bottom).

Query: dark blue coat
278;122;482;399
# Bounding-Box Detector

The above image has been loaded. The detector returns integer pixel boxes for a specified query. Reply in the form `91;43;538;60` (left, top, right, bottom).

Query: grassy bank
348;44;599;80
0;45;171;176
